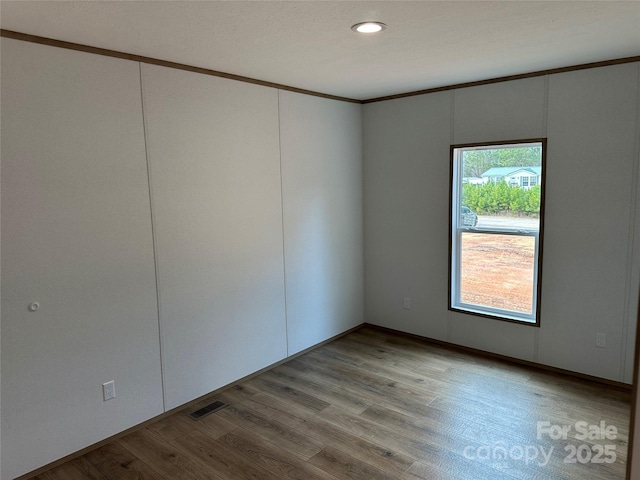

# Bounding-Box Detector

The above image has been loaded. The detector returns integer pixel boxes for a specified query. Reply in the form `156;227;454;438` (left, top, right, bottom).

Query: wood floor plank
401;460;513;480
526;372;631;417
360;403;476;448
309;446;399;480
344;330;532;391
245;393;416;477
34;458;109;480
119;429;223;480
289;351;440;418
146;409;238;445
325;335;452;374
263;363;371;413
215;403;325;459
359;328;532;383
185;385;260;414
276;358;375;412
190;409;240;439
169;428;283;480
84;442;164;480
317;404;564;480
242;374;331;413
213;384;260;404
243;391;318;422
317;405;448;464
344;329;462;369
358;403;572;480
218;427;341;480
322;338;456;391
146;412;203;443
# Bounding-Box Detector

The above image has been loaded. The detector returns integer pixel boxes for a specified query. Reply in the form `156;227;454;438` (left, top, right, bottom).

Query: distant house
481;166;542;189
462;177;484;185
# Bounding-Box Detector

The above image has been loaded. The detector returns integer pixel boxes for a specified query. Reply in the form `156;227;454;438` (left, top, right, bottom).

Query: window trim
448;138;547;327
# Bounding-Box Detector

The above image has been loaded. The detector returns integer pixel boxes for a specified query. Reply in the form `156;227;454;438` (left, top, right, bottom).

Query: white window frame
449;139;545;325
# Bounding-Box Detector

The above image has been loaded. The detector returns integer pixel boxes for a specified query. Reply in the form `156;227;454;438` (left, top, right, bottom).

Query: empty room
2;1;640;479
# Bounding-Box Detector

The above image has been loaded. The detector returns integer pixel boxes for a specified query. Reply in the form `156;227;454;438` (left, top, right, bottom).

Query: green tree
461;182;540;217
462;146;542;178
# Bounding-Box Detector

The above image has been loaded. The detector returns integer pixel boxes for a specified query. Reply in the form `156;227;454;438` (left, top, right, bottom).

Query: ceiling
1;1;639;101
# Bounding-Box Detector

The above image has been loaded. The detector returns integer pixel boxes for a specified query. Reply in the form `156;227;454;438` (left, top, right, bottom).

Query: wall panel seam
138;62;167;411
277;90;290;357
534;75;550;363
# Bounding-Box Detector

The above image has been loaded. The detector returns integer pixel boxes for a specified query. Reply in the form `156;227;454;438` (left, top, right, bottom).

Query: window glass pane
451;140;544;323
460;232;535;314
460;145;542;231
471;215;539;231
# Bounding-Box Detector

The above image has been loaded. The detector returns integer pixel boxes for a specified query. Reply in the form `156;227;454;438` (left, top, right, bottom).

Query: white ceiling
1;1;639;101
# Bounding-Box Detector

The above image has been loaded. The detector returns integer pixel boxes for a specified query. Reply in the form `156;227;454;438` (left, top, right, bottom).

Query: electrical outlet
403;297;411;310
596;333;607;348
102;381;116;401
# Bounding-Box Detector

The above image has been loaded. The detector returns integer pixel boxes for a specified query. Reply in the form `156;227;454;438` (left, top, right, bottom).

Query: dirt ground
460;233;535;313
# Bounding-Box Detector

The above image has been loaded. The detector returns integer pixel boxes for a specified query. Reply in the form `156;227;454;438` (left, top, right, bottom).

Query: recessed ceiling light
351;22;386;34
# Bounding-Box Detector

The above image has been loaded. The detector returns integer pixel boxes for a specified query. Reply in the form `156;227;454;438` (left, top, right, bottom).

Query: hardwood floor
27;326;631;480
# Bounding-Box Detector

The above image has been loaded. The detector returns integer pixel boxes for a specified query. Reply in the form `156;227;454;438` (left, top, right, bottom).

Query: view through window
450;140;545;324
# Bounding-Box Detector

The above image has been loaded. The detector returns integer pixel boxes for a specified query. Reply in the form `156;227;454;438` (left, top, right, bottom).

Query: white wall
1;38;364;479
140;64;288;410
364;91;452;341
541;64;640;381
364;63;640;383
279;91;364;355
1;39;164;479
629;60;640;480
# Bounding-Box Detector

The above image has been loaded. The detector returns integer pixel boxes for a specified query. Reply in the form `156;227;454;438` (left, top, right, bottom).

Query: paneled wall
541;65;639;380
279;91;364;355
0;38;364;479
363;91;452;342
364;63;640;383
140;64;287;410
1;39;164;479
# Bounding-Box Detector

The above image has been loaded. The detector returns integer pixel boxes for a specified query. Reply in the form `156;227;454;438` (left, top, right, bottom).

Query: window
449;140;545;324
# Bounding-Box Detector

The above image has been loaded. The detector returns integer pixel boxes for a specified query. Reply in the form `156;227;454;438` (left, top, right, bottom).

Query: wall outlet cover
102;381;116;401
